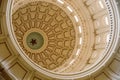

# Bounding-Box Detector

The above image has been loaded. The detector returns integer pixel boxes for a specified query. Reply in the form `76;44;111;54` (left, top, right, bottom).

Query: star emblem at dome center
30;39;37;46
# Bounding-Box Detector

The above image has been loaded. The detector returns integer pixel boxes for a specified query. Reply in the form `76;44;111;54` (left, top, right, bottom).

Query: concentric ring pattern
12;1;76;70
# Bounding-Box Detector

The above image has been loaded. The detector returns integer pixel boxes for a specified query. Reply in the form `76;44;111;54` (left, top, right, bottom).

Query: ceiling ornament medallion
23;29;48;53
26;32;44;49
26;32;44;50
12;1;76;70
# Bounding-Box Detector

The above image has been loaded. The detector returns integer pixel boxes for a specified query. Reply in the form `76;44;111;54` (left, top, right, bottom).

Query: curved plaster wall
0;0;120;80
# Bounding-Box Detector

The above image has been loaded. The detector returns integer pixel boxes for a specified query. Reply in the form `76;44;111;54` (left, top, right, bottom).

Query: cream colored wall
0;0;120;80
55;0;111;73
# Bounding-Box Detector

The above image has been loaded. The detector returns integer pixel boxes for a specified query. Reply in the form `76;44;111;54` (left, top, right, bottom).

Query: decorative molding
94;72;112;80
33;76;42;80
0;42;12;62
12;1;76;70
8;62;28;80
108;58;120;76
4;0;120;79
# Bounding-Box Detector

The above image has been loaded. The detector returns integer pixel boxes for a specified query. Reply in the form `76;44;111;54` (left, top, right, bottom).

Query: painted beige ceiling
11;0;111;73
0;0;120;80
12;1;76;70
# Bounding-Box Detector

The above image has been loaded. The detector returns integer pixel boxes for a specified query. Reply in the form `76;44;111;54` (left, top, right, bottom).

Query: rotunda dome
0;0;120;80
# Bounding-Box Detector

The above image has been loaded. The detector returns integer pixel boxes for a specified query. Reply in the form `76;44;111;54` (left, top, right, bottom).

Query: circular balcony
3;0;120;79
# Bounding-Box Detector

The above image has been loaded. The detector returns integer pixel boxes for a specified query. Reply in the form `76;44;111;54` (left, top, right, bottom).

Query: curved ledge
5;0;120;79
